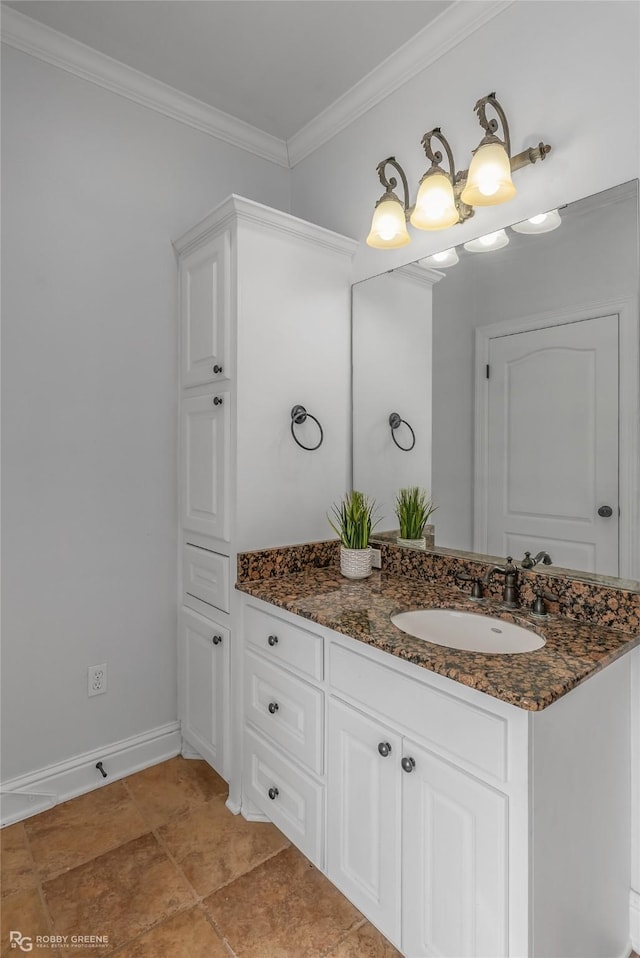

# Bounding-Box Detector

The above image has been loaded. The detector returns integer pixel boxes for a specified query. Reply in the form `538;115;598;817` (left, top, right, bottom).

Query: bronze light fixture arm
375;156;412;217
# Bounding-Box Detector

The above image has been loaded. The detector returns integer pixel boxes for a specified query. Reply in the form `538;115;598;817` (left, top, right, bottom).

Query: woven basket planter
340;546;373;579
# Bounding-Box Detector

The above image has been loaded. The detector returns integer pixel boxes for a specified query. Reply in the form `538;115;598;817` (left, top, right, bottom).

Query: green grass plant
328;490;379;550
395;487;437;540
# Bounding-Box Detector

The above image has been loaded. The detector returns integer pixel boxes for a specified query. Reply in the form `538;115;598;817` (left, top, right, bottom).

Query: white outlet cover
88;663;107;697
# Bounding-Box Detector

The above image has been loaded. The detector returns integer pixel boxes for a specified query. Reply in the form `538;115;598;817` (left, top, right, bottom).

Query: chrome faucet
483;556;520;609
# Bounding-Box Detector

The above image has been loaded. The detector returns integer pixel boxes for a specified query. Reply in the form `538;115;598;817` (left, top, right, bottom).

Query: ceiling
4;0;453;141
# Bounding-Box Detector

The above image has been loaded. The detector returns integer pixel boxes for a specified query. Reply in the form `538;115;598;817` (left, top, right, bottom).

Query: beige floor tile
42;832;195;956
125;756;227;828
326;922;401;957
24;781;148;880
1;823;37;898
1;888;54;958
203;845;362;958
111;906;229;957
158;794;289;897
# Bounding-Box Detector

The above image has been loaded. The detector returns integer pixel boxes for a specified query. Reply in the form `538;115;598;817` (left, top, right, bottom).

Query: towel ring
389;412;416;452
291;405;324;451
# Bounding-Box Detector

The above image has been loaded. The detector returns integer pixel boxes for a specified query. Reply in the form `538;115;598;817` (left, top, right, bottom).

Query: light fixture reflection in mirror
422;248;459;268
512;209;562;234
463;229;509;253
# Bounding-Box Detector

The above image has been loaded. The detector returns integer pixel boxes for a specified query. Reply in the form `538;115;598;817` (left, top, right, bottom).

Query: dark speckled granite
236;548;639;711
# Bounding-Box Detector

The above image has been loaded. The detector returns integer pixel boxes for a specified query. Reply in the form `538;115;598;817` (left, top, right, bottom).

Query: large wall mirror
352;180;639;587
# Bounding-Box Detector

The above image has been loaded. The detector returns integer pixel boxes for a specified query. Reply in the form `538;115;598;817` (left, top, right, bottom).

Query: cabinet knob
401;756;416;773
212;634;222;646
213;396;223;406
267;634;278;646
377;742;392;758
268;701;279;714
213;364;223;374
268;786;279;800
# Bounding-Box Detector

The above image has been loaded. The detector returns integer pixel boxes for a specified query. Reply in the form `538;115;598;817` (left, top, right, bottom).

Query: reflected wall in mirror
352;181;640;586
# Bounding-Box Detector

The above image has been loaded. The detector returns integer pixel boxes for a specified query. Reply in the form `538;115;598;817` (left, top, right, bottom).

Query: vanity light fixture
366;93;551;249
463;229;509;253
422;247;459;268
511;208;562;234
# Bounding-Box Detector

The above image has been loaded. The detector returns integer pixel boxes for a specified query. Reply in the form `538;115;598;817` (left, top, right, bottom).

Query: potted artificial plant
329;490;380;579
395;486;437;549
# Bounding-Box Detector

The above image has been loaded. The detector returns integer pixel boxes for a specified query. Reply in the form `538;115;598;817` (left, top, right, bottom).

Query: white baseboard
180;742;203;760
630;888;640;953
240;796;268;822
0;722;181;827
225;795;241;816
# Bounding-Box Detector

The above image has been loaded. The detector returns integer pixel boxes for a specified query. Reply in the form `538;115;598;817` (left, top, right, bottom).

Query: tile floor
1;756;400;957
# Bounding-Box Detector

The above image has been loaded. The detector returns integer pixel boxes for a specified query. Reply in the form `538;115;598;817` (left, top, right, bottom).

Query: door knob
268;701;279;714
597;505;614;518
213;396;223;406
401;756;416;773
267;634;278;646
268;787;279;800
212;634;222;645
212;364;223;374
377;742;392;757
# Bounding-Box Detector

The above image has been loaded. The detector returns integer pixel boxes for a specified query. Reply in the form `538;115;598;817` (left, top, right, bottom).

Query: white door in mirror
391;609;545;654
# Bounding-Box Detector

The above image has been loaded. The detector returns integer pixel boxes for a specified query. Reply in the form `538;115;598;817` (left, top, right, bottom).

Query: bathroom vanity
236;548;638;958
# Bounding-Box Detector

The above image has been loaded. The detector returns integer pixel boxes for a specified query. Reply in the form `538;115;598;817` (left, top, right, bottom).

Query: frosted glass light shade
366;195;410;248
461;141;516;207
463;229;509;253
511;209;561;234
410;171;459;231
422;247;459;268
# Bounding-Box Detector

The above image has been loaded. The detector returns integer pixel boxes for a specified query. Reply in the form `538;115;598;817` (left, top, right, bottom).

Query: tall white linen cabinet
173;196;357;807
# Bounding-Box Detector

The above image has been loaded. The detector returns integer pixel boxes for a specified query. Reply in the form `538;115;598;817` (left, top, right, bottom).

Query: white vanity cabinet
238;593;632;958
327;644;510;956
242;603;325;866
174;198;356;785
179;607;229;770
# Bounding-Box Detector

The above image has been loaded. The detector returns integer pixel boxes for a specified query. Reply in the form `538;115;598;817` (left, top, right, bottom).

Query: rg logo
9;932;33;952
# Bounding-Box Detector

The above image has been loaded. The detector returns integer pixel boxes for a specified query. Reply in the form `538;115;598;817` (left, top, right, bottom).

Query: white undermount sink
390;608;545;654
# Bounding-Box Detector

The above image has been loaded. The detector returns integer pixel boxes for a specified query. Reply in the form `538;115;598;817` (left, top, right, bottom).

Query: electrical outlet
88;664;107;697
371;548;382;569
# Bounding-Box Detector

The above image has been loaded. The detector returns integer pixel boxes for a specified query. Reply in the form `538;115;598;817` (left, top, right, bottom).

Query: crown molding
0;6;289;168
287;0;515;167
174;194;358;258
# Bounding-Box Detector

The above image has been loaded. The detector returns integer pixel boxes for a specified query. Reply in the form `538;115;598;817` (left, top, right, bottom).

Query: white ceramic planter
340;546;373;579
397;536;427;550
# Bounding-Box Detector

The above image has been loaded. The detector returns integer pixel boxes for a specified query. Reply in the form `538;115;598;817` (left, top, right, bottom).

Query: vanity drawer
183;543;230;613
244;604;323;681
329;643;509;783
243;727;323;868
244;651;323;775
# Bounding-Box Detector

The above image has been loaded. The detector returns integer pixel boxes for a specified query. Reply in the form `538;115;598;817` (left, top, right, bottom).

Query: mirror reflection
352;180;639;587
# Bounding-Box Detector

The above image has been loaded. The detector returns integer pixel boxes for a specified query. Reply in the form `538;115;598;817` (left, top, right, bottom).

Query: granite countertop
236;566;640;711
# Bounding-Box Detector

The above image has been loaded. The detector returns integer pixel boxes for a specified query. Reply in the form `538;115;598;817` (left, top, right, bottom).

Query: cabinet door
180;607;228;775
401;738;508;958
327;698;402;947
181;391;230;542
180;232;230;388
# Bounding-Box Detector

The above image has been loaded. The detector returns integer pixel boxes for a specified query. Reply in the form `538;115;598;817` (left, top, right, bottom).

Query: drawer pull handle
213;364;223;374
401;756;416;773
377;742;392;758
213;396;223;406
267;634;279;646
212;634;222;645
268;701;279;714
268;786;279;800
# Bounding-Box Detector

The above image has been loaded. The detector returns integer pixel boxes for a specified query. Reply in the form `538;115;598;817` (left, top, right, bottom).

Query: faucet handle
522;551;534;569
455;571;484;600
531;583;560;616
